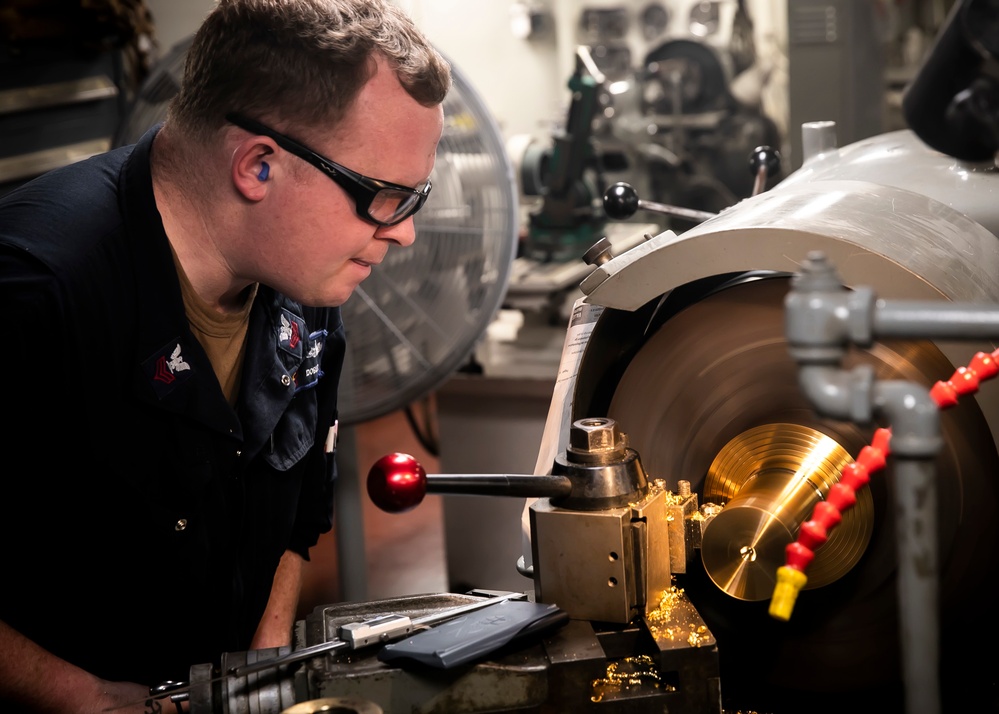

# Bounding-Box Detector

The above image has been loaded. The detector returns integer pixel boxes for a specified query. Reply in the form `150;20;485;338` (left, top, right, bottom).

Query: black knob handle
749;145;781;178
603;182;640;220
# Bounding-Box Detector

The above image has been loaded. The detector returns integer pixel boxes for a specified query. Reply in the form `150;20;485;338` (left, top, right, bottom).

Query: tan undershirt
172;252;258;406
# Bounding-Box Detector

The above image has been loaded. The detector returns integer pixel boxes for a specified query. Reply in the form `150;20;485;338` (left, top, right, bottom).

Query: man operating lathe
0;1;451;711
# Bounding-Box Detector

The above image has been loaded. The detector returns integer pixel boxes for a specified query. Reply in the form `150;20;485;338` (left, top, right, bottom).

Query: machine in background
503;0;782;323
514;0;782;231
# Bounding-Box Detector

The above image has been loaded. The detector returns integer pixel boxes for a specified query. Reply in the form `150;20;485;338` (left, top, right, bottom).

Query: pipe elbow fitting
873;381;942;459
798;364;875;424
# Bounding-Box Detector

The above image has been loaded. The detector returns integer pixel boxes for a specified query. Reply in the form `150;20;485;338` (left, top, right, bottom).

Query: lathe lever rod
367;452;572;513
426;474;572;498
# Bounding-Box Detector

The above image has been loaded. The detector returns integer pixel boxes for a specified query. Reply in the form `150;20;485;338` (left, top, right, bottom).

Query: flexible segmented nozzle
769;347;999;622
768;428;891;621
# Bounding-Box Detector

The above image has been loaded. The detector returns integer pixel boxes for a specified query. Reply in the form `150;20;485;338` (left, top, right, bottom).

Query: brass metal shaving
590;654;671;703
645;582;713;647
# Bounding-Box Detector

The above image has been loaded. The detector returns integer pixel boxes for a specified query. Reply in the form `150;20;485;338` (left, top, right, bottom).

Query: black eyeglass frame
226;112;432;227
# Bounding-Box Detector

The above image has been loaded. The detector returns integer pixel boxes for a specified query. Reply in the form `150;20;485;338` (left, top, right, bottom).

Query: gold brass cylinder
699;423;874;601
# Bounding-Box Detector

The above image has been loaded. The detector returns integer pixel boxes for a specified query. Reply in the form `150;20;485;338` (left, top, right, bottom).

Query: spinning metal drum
571;127;999;712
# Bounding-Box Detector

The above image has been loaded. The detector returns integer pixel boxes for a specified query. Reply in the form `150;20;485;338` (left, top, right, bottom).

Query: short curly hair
167;0;451;142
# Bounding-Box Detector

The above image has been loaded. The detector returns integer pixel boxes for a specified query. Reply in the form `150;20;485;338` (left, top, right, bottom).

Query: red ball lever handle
367;452;428;513
366;453;575;513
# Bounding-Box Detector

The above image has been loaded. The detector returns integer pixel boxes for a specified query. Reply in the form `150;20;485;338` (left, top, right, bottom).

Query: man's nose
375;216;417;247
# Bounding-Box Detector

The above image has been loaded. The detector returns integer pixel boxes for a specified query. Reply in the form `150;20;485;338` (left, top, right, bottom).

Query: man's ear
231;138;276;201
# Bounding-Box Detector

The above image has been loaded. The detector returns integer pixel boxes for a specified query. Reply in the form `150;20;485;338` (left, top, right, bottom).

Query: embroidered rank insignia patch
277;310;305;356
143;340;193;399
293;329;327;392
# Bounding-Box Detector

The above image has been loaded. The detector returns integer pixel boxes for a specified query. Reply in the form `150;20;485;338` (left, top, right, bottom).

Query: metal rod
752;166;767;197
637;198;716;223
334;425;368;602
892;458;940;714
426;473;573;499
873;301;999;337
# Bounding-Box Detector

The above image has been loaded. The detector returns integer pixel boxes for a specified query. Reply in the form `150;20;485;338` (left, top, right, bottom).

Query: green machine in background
522;46;609;263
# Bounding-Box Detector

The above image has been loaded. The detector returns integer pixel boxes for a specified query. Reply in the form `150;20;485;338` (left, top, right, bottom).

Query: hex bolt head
569;417;622;454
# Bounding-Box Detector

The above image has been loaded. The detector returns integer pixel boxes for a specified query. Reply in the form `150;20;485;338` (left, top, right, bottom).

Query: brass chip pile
661;493;686;508
629;480;684;516
646;584;710;647
590;654;674;702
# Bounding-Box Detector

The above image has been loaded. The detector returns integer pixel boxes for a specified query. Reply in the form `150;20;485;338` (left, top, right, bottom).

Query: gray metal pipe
796;372;943;714
873;381;943;714
873;301;999;338
786;252;951;714
888;457;941;714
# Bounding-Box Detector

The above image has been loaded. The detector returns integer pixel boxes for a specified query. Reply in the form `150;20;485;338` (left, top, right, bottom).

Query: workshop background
60;0;946;615
3;4;985;713
0;0;954;612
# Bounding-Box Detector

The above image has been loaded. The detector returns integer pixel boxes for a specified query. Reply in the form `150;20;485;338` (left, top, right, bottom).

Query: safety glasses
226;112;432;227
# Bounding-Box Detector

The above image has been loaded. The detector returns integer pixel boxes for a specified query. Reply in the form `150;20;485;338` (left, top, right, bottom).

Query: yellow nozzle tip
769;566;808;621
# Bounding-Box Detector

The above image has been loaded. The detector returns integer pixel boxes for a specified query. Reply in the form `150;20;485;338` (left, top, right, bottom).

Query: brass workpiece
700;422;874;600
